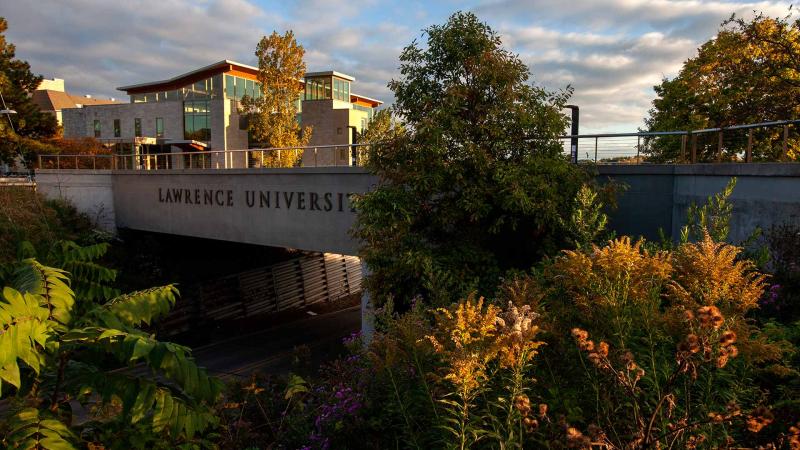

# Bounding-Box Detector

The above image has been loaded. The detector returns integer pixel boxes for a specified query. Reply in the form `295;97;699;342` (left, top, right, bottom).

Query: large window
134;118;142;137
156;117;164;138
224;74;262;101
130;75;221;103
93;120;101;138
306;76;349;101
113;119;121;137
184;100;210;141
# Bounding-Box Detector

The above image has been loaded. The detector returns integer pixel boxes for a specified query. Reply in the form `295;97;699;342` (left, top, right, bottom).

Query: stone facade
63;101;183;141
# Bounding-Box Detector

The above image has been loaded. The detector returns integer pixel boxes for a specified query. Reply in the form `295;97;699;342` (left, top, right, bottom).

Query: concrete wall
111;168;377;255
35;170;116;231
598;163;800;242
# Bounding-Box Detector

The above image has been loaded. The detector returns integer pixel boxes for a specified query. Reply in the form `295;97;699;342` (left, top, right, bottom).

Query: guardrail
560;119;799;163
38;143;372;170
35;119;800;170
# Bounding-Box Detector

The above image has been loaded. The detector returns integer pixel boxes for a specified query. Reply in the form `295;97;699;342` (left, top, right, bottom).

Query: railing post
716;131;723;162
278;149;281;167
314;147;318;167
75;155;78;169
594;137;598;163
636;136;640;163
93;156;96;170
690;132;697;163
38;155;42;168
680;134;687;163
783;125;789;161
746;129;753;163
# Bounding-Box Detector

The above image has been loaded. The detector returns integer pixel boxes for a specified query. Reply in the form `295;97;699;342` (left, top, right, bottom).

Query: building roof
31;89;120;112
117;60;259;94
305;70;355;81
350;93;383;107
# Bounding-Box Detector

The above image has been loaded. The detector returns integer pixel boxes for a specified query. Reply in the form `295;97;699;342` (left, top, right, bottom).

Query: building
31;77;120;126
61;61;382;167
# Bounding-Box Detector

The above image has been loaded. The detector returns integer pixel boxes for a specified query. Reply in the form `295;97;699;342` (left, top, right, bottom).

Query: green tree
644;12;800;162
353;11;587;309
0;248;222;449
355;108;405;165
0;17;59;166
240;31;311;167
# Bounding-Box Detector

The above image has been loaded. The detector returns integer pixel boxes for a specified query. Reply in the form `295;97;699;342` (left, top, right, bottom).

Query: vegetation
0;187;101;264
0;17;59;167
644;12;800;162
354;12;588;310
0;242;222;449
212;180;800;449
240;30;311;167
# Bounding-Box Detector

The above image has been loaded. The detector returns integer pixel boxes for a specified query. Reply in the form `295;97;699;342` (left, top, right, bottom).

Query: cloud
0;0;795;132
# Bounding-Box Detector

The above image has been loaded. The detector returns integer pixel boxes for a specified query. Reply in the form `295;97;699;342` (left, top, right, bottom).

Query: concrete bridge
36;163;800;255
36;167;377;256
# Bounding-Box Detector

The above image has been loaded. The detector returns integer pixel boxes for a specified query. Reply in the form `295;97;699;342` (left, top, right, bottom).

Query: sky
0;0;794;133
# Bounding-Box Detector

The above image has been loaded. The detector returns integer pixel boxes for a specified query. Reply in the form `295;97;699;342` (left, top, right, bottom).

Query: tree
354;108;405;165
0;17;59;166
644;12;800;162
0;246;222;448
353;12;587;309
240;31;311;168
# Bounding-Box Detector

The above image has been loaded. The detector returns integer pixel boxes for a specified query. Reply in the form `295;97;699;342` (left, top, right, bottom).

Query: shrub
0;249;222;449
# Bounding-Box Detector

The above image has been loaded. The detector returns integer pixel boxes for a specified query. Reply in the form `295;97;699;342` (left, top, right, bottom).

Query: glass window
131;94;145;103
156;117;164;138
225;75;235;98
113;119;121;137
234;77;245;100
254;82;262;99
93;120;101;138
134;118;142;137
183;100;210;141
245;79;254;98
324;79;331;99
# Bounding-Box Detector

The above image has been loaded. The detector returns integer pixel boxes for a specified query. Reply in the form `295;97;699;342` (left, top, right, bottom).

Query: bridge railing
560;119;800;163
38;143;374;171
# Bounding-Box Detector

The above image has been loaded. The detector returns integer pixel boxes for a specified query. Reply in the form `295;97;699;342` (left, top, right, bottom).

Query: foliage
354;11;587;310
762;223;800;322
0;187;99;265
644;12;800;162
682;177;737;243
568;184;610;250
0;255;222;449
354;108;406;166
240;30;311;167
0;17;59;166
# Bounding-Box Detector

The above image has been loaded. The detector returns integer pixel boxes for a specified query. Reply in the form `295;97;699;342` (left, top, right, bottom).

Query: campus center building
61;60;382;166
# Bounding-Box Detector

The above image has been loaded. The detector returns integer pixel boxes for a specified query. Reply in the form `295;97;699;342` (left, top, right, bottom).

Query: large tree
240;30;311;167
0;17;59;166
353;12;587;309
644;12;800;162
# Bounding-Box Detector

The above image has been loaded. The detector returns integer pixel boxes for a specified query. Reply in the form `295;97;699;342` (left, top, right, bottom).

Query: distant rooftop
32;88;120;112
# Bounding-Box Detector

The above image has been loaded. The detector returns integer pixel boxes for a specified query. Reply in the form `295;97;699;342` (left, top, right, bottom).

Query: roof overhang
118;60;259;95
305;70;355;81
350;93;383;107
163;139;208;151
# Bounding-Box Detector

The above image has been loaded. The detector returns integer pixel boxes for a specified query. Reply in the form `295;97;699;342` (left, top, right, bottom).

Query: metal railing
38;143;373;171
34;119;800;170
560;119;800;164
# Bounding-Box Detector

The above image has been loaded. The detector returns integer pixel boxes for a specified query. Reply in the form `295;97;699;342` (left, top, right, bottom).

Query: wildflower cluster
572;328;645;387
513;394;548;431
669;231;768;315
554;236;672;311
678;306;739;373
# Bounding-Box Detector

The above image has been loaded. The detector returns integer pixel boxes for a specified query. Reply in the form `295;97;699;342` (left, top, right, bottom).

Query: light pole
565;104;579;163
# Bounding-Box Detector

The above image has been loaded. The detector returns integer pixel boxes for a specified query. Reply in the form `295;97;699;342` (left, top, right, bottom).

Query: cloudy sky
0;0;794;132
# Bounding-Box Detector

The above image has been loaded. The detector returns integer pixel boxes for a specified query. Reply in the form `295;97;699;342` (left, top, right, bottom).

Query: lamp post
565;104;579;164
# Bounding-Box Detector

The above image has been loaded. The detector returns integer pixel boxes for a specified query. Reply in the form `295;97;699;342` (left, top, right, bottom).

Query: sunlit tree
240;31;312;167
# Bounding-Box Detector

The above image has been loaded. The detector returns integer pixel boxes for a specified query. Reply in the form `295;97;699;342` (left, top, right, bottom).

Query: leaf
284;374;309;399
5;407;78;449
